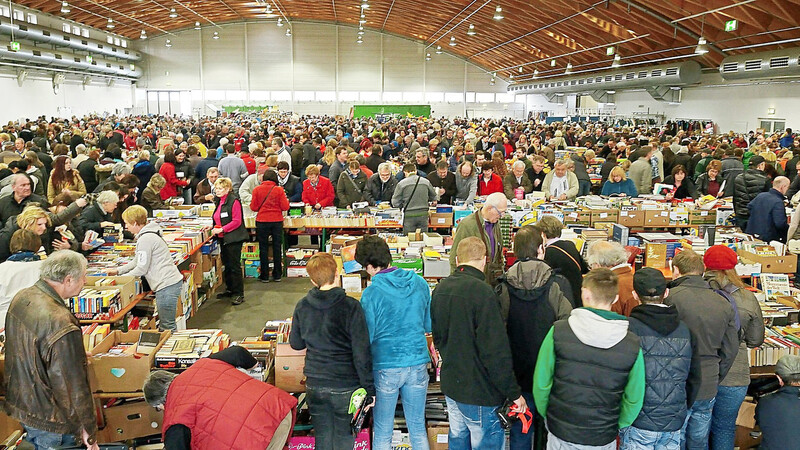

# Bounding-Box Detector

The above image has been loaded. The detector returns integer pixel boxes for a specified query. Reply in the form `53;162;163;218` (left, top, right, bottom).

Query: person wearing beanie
733;154;769;230
703;245;764;450
664;249;739;450
746;176;791;243
622;268;700;450
755;354;800;449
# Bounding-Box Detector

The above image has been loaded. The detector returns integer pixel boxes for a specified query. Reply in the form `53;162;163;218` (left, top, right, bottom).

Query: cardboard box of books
84;275;138;309
737;248;797;274
644;209;670;227
152;205;199;219
98;400;163;442
89;330;171;393
154;329;226;369
275;343;307;393
619;207;645;227
427;423;449;450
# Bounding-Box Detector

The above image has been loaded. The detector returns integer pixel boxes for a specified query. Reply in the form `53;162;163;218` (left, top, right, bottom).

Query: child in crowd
288;252;374;450
533;268;645;450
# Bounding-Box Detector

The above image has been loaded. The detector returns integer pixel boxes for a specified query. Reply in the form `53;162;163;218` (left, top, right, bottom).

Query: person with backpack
703;245;764;450
495;226;572;450
664;249;740;450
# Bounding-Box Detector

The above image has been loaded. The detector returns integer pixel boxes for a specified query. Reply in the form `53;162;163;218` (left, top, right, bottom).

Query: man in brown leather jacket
3;250;99;450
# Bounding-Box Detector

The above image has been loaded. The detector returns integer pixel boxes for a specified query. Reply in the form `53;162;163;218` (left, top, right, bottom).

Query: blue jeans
578;179;592;196
710;385;747;450
24;425;77;450
620;426;681;450
156;280;182;331
510;391;545;450
305;384;356;450
682;397;716;450
373;363;429;450
445;396;505;450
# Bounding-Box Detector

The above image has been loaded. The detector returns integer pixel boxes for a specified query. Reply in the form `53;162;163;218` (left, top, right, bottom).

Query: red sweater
250;181;290;223
159;162;190;200
478;173;504;196
302;176;335;208
241;155;256;175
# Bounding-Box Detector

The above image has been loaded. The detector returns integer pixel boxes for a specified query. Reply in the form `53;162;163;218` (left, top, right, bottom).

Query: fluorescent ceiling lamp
467;24;476;36
694;37;709;54
611;54;621;68
169;8;177;18
60;2;70;14
435;45;443;54
493;5;504;20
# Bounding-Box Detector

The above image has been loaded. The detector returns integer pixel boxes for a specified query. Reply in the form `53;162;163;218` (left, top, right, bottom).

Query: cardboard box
287;428;370;449
0;410;22;442
689;209;716;225
428;212;453;228
85;275;138;309
98;400;163;443
644;209;670;227
562;210;591;225
152;205;199;219
427;425;449;450
89;330;171;393
619;209;645;227
275;343;306;393
423;232;444;247
423;258;451;278
736;400;756;429
737;249;797;274
589;209;619;226
199;203;215;218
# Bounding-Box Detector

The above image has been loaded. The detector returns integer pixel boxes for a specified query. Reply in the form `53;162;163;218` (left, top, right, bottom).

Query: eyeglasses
490;205;506;215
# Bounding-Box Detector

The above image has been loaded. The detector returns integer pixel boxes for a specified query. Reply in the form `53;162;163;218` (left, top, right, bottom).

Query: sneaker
257;277;270;283
232;296;245;305
272;276;282;283
217;290;233;299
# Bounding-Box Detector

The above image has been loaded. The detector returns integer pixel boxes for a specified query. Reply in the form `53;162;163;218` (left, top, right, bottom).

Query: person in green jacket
448;192;506;285
533;268;646;449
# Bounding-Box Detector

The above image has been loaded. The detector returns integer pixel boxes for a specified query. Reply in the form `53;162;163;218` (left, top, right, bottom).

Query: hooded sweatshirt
534;307;646;446
289;287;375;396
361;267;432;370
117;221;184;292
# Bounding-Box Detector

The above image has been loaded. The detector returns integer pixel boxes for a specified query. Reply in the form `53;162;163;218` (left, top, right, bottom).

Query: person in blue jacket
601;166;639;197
356;235;432;450
746;176;790;243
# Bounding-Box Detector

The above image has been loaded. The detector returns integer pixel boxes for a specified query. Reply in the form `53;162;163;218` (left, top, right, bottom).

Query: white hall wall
134;21;523;119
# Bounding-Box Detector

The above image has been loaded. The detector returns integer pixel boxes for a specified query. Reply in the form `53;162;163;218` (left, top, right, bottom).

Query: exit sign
725;19;738;32
86;55;93;63
9;41;20;51
606;46;615;56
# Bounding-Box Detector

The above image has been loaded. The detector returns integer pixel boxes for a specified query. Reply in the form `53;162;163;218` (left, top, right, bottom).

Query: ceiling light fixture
165;39;172;47
277;18;284;27
358;29;364;35
361;0;369;9
286;28;291;37
425;53;431;61
435;45;442;54
490;78;496;86
169;8;177;18
194;21;201;30
449;36;456;46
60;1;70;14
357;36;363;44
493;4;504;20
550;59;557;67
213;31;220;39
565;62;573;74
140;29;147;39
533;69;539;77
467;24;476;36
611;54;621;68
694;37;709;54
518;66;523;73
265;4;273;14
106;18;114;29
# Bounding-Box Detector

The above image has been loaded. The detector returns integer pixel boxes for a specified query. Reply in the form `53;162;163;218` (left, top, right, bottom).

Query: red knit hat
703;245;738;271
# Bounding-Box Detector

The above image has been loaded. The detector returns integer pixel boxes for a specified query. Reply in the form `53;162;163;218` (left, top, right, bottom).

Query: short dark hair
513;225;544;260
354;235;392;270
225;143;235;154
435;161;448;171
671;164;687;177
163;149;177;164
262;169;278;184
276;161;290;171
120;174;140;189
403;163;416;174
10;229;41;254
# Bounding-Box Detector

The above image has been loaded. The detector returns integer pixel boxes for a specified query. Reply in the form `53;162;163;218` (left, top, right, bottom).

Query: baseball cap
776;354;800;379
633;267;667;297
749;155;765;168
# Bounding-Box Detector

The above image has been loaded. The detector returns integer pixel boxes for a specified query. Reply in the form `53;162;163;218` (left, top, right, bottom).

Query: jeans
682;397;716;450
445;396;505;450
256;221;283;280
710;385;747;450
510;391;547;450
546;433;616;450
221;240;244;296
373;363;429;450
24;425;77;450
306;385;357;450
578;179;592;197
620;426;681;450
156;280;182;331
403;214;429;234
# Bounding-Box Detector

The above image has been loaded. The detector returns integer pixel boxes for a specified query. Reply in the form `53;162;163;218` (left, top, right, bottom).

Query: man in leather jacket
3;250;99;450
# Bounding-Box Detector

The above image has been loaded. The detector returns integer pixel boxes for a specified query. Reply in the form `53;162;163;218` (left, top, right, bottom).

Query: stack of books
67;288;121;320
154;329;227;369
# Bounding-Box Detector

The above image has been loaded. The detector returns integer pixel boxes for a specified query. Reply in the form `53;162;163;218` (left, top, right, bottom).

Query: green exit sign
9;41;20;51
86;55;93;63
725;19;738;32
606;46;615;56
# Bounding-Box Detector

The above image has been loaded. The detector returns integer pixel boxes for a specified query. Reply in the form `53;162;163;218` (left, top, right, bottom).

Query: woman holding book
703;245;764;450
662;165;699;200
696;160;724;197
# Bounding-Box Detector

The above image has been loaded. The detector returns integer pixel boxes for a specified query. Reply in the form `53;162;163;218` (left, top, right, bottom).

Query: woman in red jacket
159;149;190;201
301;165;335;210
251;170;290;283
477;160;504;196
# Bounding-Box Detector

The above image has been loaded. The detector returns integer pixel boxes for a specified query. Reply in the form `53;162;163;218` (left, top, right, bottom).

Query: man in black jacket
664;250;739;450
302;137;322;172
427;161;456;205
289;253;374;450
431;237;526;449
624;268;701;449
755;354;800;449
733;155;768;231
0;174;48;224
363;163;397;206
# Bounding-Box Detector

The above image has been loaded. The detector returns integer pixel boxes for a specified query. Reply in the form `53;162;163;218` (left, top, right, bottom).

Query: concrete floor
188;277;313;341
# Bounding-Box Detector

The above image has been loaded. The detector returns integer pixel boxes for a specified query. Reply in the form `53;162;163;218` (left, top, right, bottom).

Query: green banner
352;104;431;119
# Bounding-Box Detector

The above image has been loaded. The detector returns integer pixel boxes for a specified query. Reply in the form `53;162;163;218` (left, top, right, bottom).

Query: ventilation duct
507;61;701;102
719;48;800;81
0;18;140;61
0;42;141;78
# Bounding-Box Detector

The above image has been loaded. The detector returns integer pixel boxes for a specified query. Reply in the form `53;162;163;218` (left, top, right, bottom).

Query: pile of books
67;288;121;320
154;329;228;369
750;327;800;367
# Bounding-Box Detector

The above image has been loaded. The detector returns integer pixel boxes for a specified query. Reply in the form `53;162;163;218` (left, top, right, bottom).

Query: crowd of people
1;113;799;449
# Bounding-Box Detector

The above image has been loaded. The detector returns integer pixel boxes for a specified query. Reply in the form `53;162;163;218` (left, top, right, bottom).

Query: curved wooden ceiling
18;0;800;82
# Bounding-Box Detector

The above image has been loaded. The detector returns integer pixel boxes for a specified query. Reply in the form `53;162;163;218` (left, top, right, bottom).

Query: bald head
774;176;791;194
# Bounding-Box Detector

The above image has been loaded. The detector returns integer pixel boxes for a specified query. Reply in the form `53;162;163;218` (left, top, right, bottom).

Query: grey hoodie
117;221;184;291
496;260;573;323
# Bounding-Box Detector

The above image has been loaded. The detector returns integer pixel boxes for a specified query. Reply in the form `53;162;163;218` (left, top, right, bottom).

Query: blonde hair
148;173;166;190
305;165;321;176
214;177;233;191
609;166;627;181
122;205;148;226
456;236;487;263
16;205;51;231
